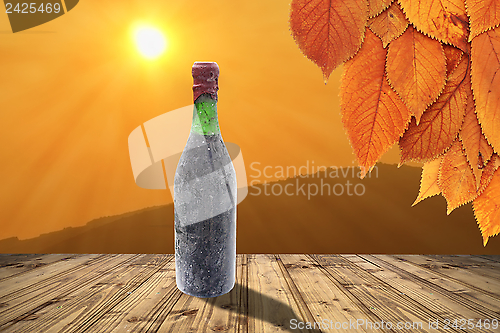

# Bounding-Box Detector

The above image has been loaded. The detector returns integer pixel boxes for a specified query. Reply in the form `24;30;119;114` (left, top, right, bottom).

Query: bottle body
174;130;236;298
173;63;236;298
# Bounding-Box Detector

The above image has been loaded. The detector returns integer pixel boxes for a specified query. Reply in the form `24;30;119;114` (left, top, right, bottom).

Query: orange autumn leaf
466;0;500;41
412;157;442;206
443;44;463;75
399;54;469;163
477;154;499;194
438;139;477;214
341;29;411;178
473;168;500;246
398;0;469;52
368;1;409;47
459;93;494;189
387;25;447;123
471;26;500;154
290;0;368;81
368;0;394;17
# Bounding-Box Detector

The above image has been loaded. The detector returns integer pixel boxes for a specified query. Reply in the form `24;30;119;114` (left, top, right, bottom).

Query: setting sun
133;25;167;59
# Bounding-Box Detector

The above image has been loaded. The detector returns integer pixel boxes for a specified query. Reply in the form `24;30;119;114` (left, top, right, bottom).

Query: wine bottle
173;62;237;298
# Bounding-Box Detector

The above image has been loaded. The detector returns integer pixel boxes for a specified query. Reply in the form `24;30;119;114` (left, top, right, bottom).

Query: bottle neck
191;94;220;135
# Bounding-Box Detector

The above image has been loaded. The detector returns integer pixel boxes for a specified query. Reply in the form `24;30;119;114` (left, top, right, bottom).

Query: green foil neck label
191;95;220;135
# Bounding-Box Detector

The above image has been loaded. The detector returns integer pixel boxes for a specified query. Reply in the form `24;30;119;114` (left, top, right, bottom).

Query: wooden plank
478;255;500;263
103;254;181;333
311;254;470;333
273;255;321;331
0;254;41;266
0;254;135;331
245;254;311;332
450;255;500;279
278;254;374;332
0;254;170;333
153;254;247;333
62;254;172;333
363;255;500;320
0;254;79;282
396;255;500;296
375;255;500;306
456;255;500;266
0;254;106;298
238;253;249;333
343;255;496;333
0;254;141;330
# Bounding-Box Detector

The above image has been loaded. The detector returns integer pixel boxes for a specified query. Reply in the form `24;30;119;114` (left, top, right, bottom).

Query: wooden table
0;254;499;332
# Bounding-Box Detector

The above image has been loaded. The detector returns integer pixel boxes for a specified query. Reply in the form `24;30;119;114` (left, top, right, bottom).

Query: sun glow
133;25;167;59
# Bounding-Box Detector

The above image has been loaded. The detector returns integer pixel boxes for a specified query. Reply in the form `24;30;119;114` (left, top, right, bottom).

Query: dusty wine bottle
173;62;237;298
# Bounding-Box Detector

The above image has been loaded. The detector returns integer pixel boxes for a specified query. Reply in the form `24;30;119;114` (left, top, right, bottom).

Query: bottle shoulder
175;133;235;182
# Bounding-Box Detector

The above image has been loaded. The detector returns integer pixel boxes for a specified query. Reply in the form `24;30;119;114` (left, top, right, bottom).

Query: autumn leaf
473;168;500;246
443;44;463;75
471;25;500;154
368;1;409;47
368;0;394;17
398;0;469;52
466;0;500;41
477;154;499;194
412;157;442;206
459;93;494;188
341;29;411;178
438;139;476;214
387;25;447;123
399;54;469;163
290;0;368;81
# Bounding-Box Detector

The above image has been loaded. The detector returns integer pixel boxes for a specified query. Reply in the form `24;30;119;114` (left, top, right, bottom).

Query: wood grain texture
0;254;498;332
278;254;373;332
364;255;500;318
311;254;461;333
0;254;81;282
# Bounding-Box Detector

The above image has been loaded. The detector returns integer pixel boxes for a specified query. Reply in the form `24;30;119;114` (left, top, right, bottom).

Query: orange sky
0;0;412;240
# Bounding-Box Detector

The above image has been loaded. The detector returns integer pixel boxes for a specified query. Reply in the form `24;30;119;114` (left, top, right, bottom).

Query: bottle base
176;279;235;298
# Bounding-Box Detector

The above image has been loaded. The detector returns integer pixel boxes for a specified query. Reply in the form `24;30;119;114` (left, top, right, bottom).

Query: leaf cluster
290;0;500;245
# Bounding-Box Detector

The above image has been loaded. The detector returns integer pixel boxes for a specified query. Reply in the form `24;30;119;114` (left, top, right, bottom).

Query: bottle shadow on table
202;282;321;333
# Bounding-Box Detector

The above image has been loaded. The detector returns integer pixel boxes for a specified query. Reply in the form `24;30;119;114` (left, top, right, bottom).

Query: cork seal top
192;62;219;102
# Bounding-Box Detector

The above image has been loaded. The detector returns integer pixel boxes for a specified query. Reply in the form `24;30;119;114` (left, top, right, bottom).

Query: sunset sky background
0;0;421;241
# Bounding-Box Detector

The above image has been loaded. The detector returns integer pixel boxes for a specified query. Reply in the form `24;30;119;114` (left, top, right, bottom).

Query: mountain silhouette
0;164;499;254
